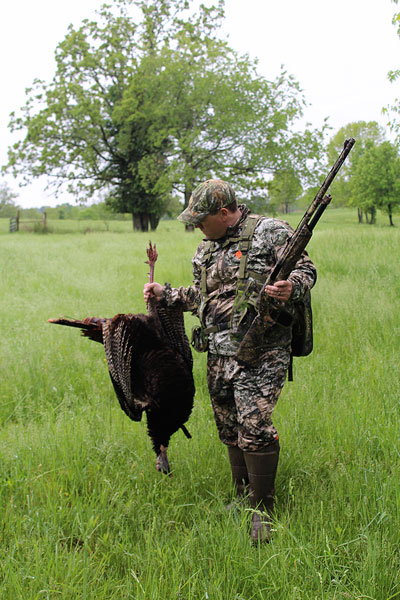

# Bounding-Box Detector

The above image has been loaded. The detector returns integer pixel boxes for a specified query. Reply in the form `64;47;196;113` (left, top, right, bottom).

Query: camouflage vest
195;214;313;358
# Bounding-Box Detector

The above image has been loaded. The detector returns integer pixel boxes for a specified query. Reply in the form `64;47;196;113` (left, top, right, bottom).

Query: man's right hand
143;282;163;302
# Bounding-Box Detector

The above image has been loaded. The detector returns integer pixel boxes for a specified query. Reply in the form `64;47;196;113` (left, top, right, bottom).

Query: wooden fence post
9;211;20;233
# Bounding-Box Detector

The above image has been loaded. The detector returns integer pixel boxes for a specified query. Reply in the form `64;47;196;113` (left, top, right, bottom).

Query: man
144;179;316;542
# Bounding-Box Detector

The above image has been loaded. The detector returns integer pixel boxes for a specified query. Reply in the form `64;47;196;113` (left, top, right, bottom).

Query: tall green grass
0;213;399;599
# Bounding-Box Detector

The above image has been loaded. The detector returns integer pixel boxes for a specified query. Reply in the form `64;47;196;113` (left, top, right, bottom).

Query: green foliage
327;121;385;166
246;193;272;215
164;195;184;219
129;44;326;202
323;121;395;226
350;140;400;225
20;207;43;219
384;5;400;141
0;214;399;598
4;0;325;231
267;168;302;213
0;182;19;217
4;0;175;228
326;121;386;207
41;203;81;220
76;202;120;221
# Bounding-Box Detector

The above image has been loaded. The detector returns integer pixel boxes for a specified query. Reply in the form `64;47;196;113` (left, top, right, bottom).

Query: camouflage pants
207;349;291;452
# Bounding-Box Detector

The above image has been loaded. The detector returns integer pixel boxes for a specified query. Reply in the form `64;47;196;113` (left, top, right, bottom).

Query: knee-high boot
243;441;280;542
227;445;249;498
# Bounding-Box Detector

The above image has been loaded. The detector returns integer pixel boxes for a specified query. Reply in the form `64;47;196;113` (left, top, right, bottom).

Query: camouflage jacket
163;205;317;356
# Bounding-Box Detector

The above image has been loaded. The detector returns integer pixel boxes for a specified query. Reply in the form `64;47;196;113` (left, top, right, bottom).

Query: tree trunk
388;203;394;226
150;214;160;230
141;213;149;231
370;206;376;225
132;212;150;231
132;213;141;231
357;208;363;224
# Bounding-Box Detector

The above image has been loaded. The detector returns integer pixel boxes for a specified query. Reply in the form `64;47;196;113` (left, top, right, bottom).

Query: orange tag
235;250;242;259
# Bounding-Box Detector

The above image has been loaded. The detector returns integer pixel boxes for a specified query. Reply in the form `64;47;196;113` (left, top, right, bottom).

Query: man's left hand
265;280;293;302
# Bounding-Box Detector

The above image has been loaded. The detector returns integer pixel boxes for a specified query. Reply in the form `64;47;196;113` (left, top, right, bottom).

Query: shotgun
235;137;356;366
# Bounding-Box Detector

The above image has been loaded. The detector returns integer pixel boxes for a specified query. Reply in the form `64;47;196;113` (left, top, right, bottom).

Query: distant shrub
33;222;51;234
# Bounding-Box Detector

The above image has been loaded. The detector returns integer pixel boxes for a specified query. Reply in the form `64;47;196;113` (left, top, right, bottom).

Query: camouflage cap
177;179;236;225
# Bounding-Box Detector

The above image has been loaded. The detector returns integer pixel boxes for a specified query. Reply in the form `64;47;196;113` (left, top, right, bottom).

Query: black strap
288;354;293;382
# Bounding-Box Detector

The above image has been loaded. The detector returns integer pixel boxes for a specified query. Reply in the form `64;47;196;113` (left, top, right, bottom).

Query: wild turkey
49;243;195;474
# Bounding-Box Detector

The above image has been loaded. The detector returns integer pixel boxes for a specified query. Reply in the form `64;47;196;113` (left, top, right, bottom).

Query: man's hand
143;282;163;303
265;280;293;303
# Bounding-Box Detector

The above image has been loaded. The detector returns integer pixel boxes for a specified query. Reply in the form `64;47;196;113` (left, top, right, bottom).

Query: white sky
1;0;399;208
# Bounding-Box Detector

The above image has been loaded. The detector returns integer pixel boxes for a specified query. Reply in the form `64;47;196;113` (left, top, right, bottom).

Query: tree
4;0;195;231
266;169;302;213
119;29;326;208
350;141;400;226
164;196;184;219
0;182;19;217
40;203;79;220
4;0;324;231
326;121;386;221
20;207;42;220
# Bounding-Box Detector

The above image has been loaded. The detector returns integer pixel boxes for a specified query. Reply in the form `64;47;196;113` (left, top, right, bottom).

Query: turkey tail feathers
48;317;104;344
48;317;86;327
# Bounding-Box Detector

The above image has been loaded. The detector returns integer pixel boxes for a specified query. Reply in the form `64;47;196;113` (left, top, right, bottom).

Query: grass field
0;210;399;599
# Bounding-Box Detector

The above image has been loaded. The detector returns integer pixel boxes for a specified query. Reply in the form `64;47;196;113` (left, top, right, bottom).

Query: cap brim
177;207;207;225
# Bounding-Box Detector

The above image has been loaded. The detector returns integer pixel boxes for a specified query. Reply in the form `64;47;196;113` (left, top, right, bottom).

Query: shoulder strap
237;214;263;291
199;240;215;326
200;240;214;296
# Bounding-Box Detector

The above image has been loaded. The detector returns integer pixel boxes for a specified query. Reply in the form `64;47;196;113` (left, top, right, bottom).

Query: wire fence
9;211;48;233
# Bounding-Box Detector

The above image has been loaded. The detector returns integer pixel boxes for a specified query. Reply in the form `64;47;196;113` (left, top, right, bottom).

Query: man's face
195;211;227;240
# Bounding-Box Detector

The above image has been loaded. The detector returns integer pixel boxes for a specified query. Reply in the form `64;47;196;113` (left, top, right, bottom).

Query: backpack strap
236;214;263;292
288;354;293;382
199;240;214;296
198;240;215;327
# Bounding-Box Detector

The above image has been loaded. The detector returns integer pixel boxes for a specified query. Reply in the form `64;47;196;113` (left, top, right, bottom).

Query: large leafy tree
4;0;213;230
4;0;181;230
350;140;400;226
108;0;228;228
326;121;386;221
4;0;324;230
119;30;326;206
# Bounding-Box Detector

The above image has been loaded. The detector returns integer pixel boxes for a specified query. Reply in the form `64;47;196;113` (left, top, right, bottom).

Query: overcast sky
1;0;399;208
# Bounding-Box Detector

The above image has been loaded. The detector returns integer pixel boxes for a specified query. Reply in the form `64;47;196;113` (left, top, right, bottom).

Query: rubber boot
243;440;280;543
226;445;249;509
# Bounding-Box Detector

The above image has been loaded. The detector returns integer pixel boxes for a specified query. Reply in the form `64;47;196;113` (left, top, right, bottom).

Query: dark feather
48;317;104;344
